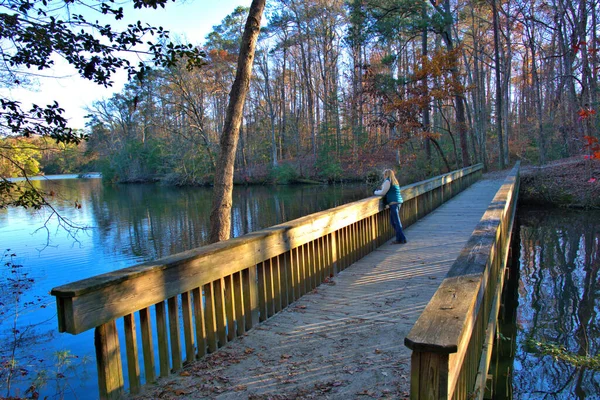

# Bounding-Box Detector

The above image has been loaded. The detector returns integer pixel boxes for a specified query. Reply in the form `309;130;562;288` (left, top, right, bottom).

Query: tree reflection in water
497;206;600;398
89;182;370;262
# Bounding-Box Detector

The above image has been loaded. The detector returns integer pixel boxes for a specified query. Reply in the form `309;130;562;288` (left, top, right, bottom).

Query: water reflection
497;207;600;398
0;178;369;398
89;182;370;261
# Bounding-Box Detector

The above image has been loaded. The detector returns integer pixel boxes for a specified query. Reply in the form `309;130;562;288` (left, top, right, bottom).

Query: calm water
496;207;600;398
0;177;370;399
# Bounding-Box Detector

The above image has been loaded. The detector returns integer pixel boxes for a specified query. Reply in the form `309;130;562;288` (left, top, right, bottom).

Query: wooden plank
291;247;300;299
243;266;260;329
123;314;140;395
309;240;317;289
331;232;338;275
95;320;124;400
257;263;267;322
324;234;332;278
154;301;170;377
410;352;450;399
138;307;155;384
167;296;182;371
272;256;282;313
203;283;218;353
348;224;355;265
354;221;360;263
53;239;257;334
283;252;293;305
298;244;307;295
233;272;245;335
180;292;195;364
316;237;324;284
191;287;207;358
265;260;275;317
360;219;367;259
342;226;349;268
224;275;236;341
213;278;227;347
324;235;331;279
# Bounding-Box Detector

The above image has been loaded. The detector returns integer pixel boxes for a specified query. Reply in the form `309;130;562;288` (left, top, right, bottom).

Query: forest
1;0;599;186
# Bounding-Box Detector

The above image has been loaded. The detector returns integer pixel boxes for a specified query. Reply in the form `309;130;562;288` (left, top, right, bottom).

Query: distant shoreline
8;172;102;182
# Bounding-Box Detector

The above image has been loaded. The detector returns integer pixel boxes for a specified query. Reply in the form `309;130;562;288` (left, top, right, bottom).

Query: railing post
123;314;141;395
330;232;339;275
95;320;124;400
245;265;260;328
410;351;450;399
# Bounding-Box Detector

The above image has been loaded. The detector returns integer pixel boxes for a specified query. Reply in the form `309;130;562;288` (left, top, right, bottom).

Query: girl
374;169;407;244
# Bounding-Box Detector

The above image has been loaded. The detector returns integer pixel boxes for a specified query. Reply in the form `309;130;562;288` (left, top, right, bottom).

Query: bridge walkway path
136;174;507;400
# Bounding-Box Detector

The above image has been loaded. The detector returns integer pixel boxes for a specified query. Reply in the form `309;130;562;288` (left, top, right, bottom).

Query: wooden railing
50;164;482;399
405;162;520;400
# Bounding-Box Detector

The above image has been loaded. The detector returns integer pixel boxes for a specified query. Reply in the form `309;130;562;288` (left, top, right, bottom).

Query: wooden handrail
51;164;483;399
404;162;520;399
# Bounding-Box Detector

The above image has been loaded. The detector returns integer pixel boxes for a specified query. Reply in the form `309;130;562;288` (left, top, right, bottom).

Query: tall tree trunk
501;0;512;166
492;0;505;169
526;22;546;165
281;44;288;158
421;6;432;168
591;2;599;116
209;0;266;243
471;4;487;170
260;53;278;167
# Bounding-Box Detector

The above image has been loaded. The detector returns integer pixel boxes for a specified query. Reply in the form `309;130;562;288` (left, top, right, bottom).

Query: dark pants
390;203;407;243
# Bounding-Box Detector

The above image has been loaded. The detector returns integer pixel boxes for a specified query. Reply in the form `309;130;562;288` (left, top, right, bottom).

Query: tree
209;0;266;243
492;0;505;169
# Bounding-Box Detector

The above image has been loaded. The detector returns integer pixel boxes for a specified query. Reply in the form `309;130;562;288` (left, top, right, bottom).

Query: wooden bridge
51;162;520;400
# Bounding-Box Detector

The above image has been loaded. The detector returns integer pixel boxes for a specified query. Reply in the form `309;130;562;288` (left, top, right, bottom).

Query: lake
496;206;600;398
0;176;371;399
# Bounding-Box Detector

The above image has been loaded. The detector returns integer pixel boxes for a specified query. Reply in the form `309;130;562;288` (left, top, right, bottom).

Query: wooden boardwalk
136;176;507;400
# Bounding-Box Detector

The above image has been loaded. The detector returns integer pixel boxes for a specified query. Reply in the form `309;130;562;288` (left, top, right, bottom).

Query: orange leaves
578;108;596;121
583;135;600;160
412;49;461;81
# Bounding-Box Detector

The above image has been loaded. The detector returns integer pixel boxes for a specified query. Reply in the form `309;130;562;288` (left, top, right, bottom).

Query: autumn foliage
583;135;600;160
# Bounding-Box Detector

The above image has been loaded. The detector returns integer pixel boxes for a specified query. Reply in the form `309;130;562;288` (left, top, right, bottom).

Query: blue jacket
375;178;403;204
386;180;403;204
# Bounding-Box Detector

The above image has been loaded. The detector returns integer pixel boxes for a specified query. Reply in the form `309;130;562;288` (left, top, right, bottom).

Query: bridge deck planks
135;177;506;400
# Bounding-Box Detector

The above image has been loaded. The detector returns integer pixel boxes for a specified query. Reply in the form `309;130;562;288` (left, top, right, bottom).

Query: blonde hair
383;169;399;186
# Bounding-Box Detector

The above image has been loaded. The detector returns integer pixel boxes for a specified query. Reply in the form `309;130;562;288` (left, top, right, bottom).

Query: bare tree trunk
501;0;513;166
281;43;288;158
526;21;546;165
492;0;505;169
470;5;487;170
209;0;266;244
421;6;432;169
591;1;599;115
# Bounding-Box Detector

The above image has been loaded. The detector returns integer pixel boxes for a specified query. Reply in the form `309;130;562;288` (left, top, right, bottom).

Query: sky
1;0;250;130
